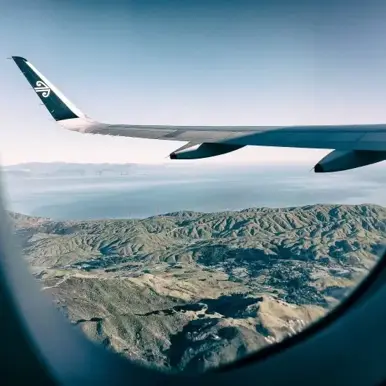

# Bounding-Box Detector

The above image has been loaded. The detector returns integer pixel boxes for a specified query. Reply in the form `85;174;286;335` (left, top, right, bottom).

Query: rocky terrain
9;204;386;373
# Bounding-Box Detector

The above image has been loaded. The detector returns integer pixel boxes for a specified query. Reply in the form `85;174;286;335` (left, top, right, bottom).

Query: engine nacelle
170;142;244;160
314;150;386;173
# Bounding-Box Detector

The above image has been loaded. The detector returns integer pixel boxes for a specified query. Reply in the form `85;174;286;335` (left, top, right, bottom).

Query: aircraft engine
314;149;386;173
170;142;244;160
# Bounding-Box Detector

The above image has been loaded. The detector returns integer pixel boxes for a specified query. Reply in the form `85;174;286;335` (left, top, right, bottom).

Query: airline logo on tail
33;80;51;98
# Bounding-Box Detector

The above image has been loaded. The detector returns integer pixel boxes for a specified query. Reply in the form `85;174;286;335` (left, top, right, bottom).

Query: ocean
2;163;386;220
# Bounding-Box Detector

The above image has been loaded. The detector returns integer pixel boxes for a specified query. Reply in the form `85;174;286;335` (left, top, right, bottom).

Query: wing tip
11;56;28;63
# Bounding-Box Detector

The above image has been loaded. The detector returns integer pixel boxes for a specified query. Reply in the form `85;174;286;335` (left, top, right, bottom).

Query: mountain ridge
9;203;385;373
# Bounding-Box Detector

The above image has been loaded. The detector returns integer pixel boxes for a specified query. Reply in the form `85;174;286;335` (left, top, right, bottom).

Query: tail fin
11;56;86;122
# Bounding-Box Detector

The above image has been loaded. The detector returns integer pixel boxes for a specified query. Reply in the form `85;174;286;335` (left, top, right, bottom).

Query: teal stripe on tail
12;56;81;121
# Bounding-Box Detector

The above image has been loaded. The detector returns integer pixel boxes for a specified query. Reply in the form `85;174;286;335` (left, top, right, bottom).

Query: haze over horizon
3;160;386;220
2;0;386;166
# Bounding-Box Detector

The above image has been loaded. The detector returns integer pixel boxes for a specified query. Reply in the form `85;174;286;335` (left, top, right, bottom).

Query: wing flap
79;123;246;143
224;127;386;151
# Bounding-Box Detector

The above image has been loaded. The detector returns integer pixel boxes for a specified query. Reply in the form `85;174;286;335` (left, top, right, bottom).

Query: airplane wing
11;56;386;171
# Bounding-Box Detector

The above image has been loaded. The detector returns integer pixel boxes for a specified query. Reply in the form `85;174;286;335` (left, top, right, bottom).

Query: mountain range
9;204;385;373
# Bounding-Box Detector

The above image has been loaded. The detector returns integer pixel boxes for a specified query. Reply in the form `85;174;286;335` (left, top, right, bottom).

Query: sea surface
2;163;386;220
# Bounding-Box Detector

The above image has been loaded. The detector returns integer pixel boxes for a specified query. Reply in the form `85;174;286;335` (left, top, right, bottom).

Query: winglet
11;56;86;122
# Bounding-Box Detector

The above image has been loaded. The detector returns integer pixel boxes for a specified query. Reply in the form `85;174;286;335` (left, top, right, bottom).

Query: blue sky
2;0;386;165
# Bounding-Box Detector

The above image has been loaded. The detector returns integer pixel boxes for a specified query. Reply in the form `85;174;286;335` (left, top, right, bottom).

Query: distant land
3;162;142;177
3;161;231;178
9;204;384;373
3;161;386;220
